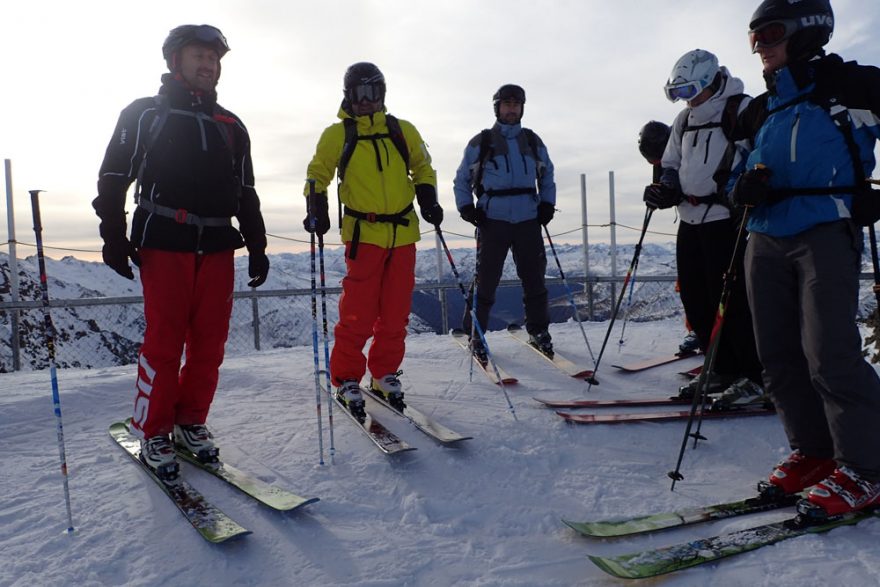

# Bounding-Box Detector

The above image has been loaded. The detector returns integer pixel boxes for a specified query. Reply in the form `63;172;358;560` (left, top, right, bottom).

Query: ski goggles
348;83;384;103
749;19;798;52
191;25;230;53
664;80;703;103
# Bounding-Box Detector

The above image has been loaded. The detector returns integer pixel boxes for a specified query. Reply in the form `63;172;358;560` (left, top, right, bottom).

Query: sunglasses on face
749;19;797;52
349;84;383;103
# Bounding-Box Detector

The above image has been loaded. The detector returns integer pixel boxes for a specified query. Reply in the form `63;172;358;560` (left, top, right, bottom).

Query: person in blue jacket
727;0;880;517
453;84;556;362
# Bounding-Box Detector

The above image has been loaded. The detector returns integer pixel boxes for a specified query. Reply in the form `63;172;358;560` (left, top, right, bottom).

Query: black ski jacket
94;74;266;254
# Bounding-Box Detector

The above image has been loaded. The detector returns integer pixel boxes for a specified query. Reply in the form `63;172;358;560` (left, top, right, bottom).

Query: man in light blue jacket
453;84;556;362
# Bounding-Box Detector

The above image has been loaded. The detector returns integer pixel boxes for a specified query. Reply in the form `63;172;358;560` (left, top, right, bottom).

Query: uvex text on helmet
493;84;526;119
638;121;671;164
343;62;386;104
748;0;833;61
162;24;229;70
664;49;720;103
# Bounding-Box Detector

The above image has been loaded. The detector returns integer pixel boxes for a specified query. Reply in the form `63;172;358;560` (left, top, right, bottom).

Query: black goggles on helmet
192;25;229;52
749;19;798;52
348;83;383;103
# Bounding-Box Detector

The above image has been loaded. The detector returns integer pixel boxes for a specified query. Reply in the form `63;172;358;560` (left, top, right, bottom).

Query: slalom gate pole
29;190;75;534
668;204;752;490
317;232;336;464
307;180;325;465
436;228;517;420
586;206;654;388
543;225;596;366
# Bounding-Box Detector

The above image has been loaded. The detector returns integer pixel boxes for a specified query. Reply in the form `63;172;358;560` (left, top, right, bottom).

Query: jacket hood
687;66;744;125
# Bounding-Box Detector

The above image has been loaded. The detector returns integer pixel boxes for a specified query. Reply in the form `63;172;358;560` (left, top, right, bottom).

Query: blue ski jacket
730;54;880;237
453;122;555;224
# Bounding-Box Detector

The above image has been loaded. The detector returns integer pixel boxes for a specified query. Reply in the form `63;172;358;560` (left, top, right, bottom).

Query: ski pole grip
29;189;45;232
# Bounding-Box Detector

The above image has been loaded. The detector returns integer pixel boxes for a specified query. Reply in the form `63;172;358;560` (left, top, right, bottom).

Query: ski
450;328;518;385
611;351;700;372
555;406;775;424
362;389;472;444
564;492;801;538
506;323;594;379
680;365;702;378
534;396;691;409
332;392;416;455
174;448;320;511
587;508;880;579
109;421;250;543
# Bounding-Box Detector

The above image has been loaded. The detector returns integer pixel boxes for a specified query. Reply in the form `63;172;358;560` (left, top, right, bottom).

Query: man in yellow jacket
303;62;441;420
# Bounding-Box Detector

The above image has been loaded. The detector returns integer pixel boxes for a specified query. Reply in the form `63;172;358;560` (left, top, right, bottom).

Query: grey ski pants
745;220;880;480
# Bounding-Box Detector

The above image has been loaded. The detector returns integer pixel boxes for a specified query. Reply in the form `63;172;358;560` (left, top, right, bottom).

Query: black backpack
337;114;410;182
472;127;543;197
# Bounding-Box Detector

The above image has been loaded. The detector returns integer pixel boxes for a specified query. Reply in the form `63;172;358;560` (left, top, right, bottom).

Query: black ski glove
459;204;486;227
303;192;331;235
538;202;555;226
643;183;682;210
102;237;141;280
415;184;443;226
730;165;773;208
247;247;270;288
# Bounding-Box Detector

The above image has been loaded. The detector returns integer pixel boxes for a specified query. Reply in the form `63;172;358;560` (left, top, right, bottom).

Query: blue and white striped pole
29;190;75;534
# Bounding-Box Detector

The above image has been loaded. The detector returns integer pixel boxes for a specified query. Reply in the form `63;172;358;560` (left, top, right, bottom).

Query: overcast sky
2;0;879;262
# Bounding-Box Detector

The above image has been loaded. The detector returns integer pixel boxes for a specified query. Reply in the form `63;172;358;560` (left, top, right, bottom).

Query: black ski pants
745;220;880;481
463;219;549;336
676;218;762;382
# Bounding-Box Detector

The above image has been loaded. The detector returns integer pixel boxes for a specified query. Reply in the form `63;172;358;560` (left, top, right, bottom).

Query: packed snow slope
2;318;880;586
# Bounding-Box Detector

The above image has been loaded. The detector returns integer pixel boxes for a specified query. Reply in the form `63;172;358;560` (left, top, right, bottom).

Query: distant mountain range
2;239;877;371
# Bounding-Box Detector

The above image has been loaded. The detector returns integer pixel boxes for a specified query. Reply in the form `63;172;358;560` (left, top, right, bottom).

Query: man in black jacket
93;24;269;479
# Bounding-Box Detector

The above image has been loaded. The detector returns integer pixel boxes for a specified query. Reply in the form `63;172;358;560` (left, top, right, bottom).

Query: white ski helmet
664;49;720;103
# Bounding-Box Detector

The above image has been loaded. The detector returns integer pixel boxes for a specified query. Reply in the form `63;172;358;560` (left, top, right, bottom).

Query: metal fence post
580;173;593;321
5;159;21;371
609;170;618;310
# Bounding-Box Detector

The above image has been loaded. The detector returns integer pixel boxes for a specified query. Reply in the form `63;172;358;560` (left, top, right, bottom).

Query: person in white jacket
643;49;764;406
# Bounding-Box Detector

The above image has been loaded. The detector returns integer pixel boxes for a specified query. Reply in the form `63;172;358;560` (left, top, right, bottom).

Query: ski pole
616;248;642;350
542;225;596;369
587;206;654;388
29;190;75;535
306;180;325;465
317;230;335;464
436;227;517;420
668;203;753;489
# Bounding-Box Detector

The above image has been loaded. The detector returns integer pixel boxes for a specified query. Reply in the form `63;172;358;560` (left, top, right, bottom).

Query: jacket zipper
703;131;713;165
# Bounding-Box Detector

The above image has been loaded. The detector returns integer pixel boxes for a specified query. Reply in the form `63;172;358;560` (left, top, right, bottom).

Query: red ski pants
330;243;415;387
130;249;234;439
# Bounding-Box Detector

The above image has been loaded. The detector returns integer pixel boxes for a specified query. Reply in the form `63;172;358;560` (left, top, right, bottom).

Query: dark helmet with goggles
343;62;386;104
162;24;229;71
748;0;833;62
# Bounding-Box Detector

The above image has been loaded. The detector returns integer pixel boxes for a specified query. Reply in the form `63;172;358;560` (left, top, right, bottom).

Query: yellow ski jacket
305;107;437;249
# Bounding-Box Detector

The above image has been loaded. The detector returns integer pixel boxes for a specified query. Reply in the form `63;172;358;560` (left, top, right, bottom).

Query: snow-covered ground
3;318;880;586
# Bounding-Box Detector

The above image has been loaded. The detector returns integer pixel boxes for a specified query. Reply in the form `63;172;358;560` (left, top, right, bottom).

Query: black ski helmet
162;25;230;71
749;0;833;62
343;62;386;104
638;121;671;164
493;84;526;119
